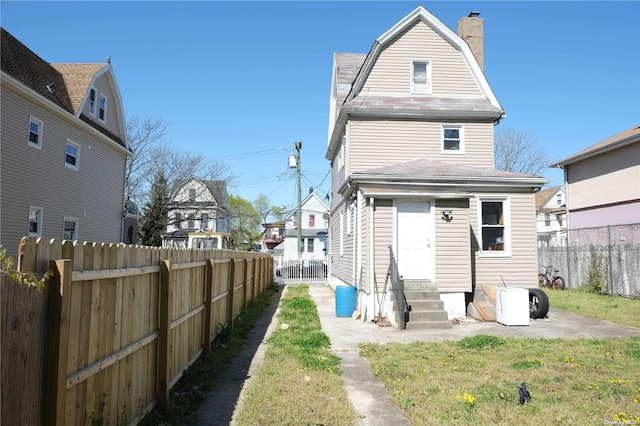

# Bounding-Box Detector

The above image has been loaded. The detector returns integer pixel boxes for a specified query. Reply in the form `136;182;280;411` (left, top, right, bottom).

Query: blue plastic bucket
335;285;357;317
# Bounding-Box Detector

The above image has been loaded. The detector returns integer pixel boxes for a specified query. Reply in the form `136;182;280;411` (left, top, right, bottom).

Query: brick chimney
457;11;484;72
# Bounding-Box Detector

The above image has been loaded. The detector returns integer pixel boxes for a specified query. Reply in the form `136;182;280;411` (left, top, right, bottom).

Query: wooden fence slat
157;260;171;404
44;259;72;426
203;260;214;355
227;259;236;327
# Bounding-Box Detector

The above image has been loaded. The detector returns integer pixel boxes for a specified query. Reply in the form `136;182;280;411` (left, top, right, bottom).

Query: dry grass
232;285;355;425
544;288;640;328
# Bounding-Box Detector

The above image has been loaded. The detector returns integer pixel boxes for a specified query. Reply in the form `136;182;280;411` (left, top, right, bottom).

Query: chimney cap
468;11;481;17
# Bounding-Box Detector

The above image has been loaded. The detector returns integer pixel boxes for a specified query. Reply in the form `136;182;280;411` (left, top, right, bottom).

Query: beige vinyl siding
470;192;539;288
566;143;640;210
372;200;393;295
434;199;471;292
349;119;494;170
358;195;368;289
1;87;126;258
330;200;355;285
362;21;481;97
82;73;123;139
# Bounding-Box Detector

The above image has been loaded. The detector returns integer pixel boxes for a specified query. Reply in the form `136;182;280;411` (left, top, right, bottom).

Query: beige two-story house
326;7;547;327
0;28;131;259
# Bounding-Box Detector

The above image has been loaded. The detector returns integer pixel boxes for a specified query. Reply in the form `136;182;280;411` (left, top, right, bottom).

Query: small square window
28;206;44;237
443;126;464;152
412;60;431;94
89;88;96;116
63;218;79;240
65;140;80;169
28;116;43;148
99;93;107;122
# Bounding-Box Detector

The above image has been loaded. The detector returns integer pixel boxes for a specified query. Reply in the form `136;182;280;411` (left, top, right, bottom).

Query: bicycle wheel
553;276;566;290
538;273;550;288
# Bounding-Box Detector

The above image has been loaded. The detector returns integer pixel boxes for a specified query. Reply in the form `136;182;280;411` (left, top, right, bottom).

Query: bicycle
538;265;565;290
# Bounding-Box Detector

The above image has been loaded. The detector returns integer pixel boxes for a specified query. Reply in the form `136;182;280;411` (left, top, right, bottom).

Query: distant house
281;190;329;259
0;27;131;259
326;6;547;325
535;186;566;247
262;221;285;252
551;125;640;231
162;177;231;249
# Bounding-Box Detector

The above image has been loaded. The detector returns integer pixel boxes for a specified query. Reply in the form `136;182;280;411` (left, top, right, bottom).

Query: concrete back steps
402;280;452;329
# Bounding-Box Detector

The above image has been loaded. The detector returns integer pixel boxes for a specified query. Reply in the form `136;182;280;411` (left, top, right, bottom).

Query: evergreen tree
140;171;170;246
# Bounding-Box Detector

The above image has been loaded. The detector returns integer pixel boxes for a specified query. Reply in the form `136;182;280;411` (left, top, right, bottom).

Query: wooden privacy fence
1;237;272;426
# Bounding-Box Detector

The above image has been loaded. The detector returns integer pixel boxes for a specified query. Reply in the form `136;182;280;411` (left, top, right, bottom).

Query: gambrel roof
0;27;127;149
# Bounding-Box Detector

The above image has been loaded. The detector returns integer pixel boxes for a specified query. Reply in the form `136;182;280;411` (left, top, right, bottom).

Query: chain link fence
538;223;640;298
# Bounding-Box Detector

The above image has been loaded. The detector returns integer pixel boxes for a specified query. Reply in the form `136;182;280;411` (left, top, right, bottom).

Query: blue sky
2;1;639;213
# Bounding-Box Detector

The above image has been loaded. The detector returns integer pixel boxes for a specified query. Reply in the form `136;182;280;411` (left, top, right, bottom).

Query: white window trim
65;139;80;170
28;115;44;149
63;217;79;241
346;204;352;235
477;197;511;257
89;88;97;116
411;59;432;94
28;206;44;237
442;124;465;154
99;93;107;123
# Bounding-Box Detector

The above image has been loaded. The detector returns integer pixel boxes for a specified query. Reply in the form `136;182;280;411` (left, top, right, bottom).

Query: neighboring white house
162;177;231;249
535;185;567;247
281;189;329;259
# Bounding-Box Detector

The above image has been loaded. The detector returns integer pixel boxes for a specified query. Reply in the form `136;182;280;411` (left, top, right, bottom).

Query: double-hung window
442;125;464;153
89;88;96;116
307;238;315;253
309;214;315;228
411;60;431;94
65;139;80;170
28;206;44;237
479;198;509;254
63;217;79;240
28;116;43;149
99;93;107;122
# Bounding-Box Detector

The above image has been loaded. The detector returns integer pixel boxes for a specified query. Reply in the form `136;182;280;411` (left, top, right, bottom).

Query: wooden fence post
157;260;171;405
45;259;72;426
227;259;236;328
203;259;214;355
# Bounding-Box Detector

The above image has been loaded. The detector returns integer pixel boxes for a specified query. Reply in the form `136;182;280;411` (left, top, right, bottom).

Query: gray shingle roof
343;95;503;116
552;125;640;167
334;52;366;104
356;157;544;181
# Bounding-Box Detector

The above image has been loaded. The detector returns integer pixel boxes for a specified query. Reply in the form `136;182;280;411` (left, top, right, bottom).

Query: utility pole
295;141;302;259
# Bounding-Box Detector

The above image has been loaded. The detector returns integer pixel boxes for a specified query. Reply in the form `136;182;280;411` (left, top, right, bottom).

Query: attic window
412;60;431;94
89;88;96;116
99;93;107;122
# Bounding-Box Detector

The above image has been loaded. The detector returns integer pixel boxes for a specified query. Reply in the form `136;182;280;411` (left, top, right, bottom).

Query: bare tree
125;115;168;204
254;194;279;236
495;127;550;176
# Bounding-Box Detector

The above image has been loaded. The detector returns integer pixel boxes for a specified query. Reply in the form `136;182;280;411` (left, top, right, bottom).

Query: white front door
396;201;433;280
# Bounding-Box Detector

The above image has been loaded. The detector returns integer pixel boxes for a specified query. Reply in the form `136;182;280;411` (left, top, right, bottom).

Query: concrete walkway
190;284;640;425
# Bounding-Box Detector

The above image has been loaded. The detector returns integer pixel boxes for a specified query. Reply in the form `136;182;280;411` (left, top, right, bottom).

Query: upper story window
411;60;431;94
65;140;80;170
337;132;346;171
544;213;551;227
175;212;182;227
293;215;298;229
309;214;315;228
479;198;510;255
28;116;43;149
89;88;96;116
63;217;79;240
557;214;564;227
28;206;43;237
189;188;196;202
442;125;464;153
556;193;562;205
99;93;107;123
